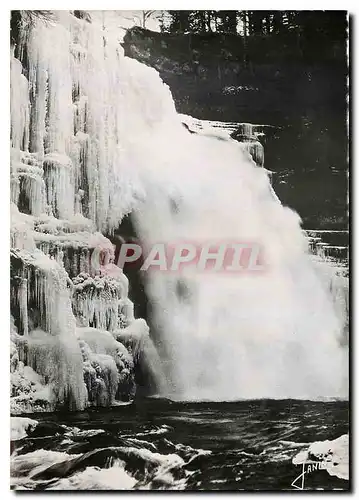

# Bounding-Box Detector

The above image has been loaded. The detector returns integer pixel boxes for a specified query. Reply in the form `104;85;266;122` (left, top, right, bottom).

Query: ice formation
72;272;127;330
10;11;157;412
11;320;53;414
10;10;348;411
77;327;135;404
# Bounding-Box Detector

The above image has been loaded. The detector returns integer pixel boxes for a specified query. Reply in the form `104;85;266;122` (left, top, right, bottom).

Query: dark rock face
106;215;148;321
27;422;66;438
123;23;348;229
73;10;91;23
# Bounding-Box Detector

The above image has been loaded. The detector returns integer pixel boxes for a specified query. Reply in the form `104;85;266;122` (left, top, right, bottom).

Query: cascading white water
10;12;348;407
131;125;348;400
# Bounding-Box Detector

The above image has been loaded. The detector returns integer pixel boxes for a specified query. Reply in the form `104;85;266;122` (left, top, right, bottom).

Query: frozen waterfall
10;11;348;411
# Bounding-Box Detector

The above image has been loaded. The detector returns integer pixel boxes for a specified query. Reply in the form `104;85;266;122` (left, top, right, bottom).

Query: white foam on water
11;449;80;489
48;460;137;490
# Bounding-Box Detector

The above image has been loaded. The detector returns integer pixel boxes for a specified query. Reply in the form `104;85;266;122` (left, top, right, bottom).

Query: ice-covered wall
10;11;162;413
11;12;150;231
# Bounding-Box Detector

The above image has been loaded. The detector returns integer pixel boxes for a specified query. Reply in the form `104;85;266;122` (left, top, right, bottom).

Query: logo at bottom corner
291;461;331;490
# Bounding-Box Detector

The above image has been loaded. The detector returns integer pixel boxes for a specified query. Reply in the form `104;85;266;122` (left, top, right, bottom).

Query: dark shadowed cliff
123;20;348;229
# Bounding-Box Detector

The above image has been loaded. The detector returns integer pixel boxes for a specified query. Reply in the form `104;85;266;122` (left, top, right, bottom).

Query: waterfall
131;128;348;400
10;11;348;410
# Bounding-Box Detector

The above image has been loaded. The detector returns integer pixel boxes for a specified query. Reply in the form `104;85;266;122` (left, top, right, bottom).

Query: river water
11;398;349;491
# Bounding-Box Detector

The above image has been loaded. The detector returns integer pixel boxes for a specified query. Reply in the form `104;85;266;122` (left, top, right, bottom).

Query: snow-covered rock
11;417;38;441
293;434;349;481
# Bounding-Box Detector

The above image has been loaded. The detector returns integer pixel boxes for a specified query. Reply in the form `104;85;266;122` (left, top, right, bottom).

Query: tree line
158;10;346;41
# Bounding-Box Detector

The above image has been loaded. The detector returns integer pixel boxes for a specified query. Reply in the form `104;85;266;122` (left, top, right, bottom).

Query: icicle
247;141;264;167
10;203;36;251
78;330;134;405
118;297;135;327
10;175;20;206
313;258;349;346
10;55;30;154
18;172;45;216
75;189;84;215
10;249;87;410
72;272;124;331
235;123;256;141
26;15;73;156
32;231;113;278
25;329;87;411
43;153;74;219
114;318;166;394
56;249;64;267
18;278;29;336
14;12;149;232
